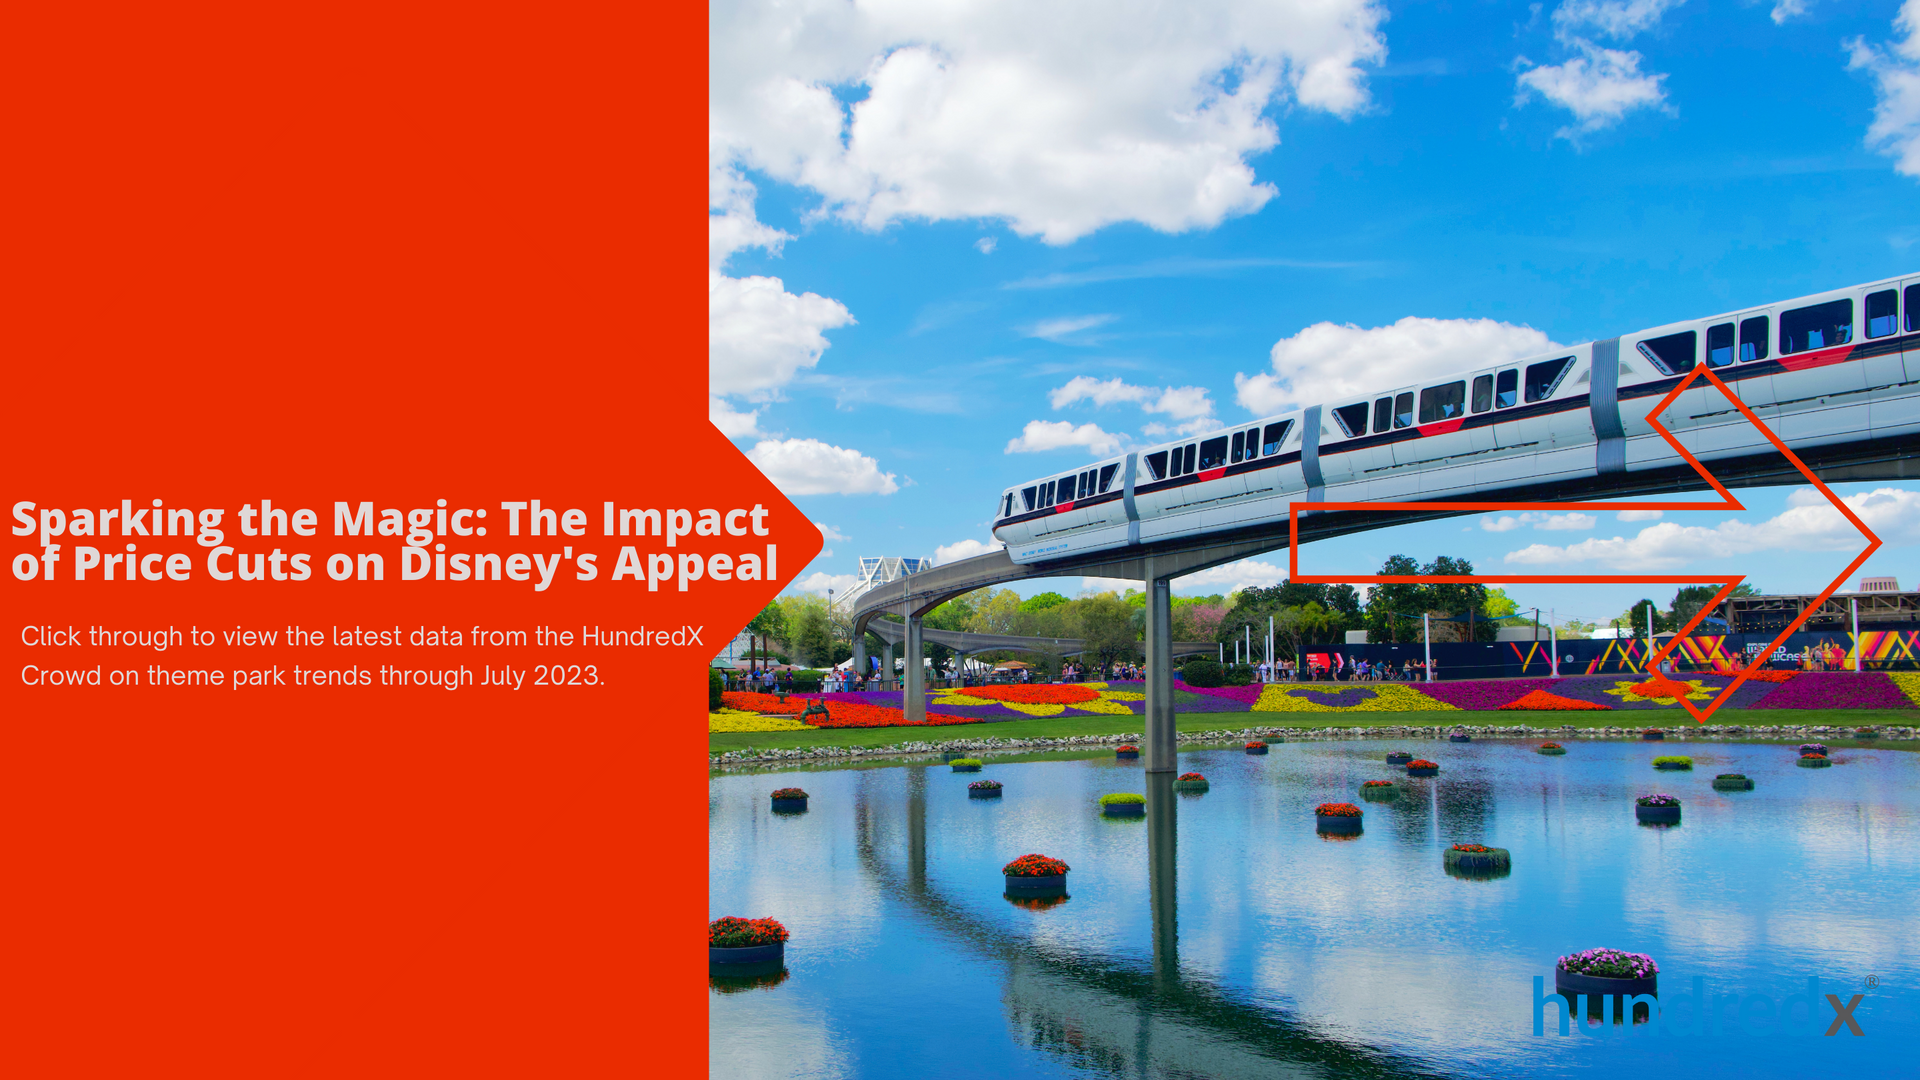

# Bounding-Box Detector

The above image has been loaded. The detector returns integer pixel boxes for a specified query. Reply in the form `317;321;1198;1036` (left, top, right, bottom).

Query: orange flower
955;685;1101;704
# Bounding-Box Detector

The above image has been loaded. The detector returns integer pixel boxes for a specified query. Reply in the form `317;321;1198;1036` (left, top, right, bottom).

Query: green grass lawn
709;709;1911;757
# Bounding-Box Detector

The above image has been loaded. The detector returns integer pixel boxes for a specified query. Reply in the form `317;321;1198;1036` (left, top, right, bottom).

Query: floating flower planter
1360;780;1398;800
1385;751;1413;764
710;916;790;967
1315;802;1363;834
1712;773;1754;791
1799;743;1829;756
968;780;1003;798
1173;772;1210;793
1003;854;1069;896
1536;742;1567;756
769;788;809;813
950;758;983;773
1652;755;1693;771
1555;948;1659;1011
1405;759;1439;777
1797;753;1832;768
1448;729;1472;743
1634;794;1681;823
1245;741;1269;755
1444;842;1511;875
1855;728;1878;740
1100;793;1146;817
1115;745;1140;760
1640;729;1665;742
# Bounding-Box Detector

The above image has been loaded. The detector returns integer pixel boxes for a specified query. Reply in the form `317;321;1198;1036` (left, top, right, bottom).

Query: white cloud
1617;508;1664;521
746;438;901;495
935;537;1005;564
710;0;1389;245
1849;2;1920;178
975;237;997;254
1771;0;1810;24
1515;42;1670;136
709;270;855;403
709;397;763;438
1171;558;1290;594
1235;316;1561;414
1552;0;1685;40
1080;576;1140;594
1502;486;1920;570
1049;376;1216;423
1027;314;1117;343
1142;418;1223;438
1004;419;1128;456
817;523;851;543
792;570;861;597
1481;512;1597;532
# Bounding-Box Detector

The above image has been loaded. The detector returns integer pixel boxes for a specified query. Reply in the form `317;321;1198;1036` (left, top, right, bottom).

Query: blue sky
710;0;1920;629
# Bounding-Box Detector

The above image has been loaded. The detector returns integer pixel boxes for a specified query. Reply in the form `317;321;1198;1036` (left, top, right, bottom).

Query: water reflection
712;740;1917;1079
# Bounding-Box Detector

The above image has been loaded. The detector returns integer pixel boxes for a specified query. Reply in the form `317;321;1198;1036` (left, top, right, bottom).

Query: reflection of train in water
994;274;1920;564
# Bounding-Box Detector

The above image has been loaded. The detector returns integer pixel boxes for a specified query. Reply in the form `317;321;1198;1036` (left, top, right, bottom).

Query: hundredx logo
1531;976;1867;1036
1291;363;1882;723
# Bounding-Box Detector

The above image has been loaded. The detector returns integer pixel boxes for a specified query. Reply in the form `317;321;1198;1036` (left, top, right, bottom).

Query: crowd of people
722;653;1454;693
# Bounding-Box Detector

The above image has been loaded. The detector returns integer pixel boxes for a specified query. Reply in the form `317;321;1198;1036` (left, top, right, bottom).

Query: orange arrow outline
1289;363;1882;722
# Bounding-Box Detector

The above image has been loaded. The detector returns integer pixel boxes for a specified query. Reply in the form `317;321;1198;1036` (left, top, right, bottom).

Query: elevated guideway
852;429;1920;768
860;617;1216;685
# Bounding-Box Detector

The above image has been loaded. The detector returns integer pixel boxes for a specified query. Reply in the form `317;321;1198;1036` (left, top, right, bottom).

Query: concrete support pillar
1143;559;1176;774
882;641;894;691
853;633;867;683
1145;771;1178;986
903;614;926;722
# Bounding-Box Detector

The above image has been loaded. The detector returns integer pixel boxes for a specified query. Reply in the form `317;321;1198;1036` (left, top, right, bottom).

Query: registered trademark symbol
1866;974;1879;990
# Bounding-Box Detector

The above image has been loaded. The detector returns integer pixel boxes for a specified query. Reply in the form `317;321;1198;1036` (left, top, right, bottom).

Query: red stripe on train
1417;417;1467;436
1054;500;1075;513
1197;467;1227;482
1774;344;1856;372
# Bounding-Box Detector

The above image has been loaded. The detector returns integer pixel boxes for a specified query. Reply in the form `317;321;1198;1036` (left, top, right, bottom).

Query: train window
1739;316;1768;361
1182;444;1197;474
1867;290;1898;338
1020;486;1036;512
1909;285;1919;332
1145;452;1168;480
1524;357;1573;403
1037;481;1053;509
1707;323;1735;367
1245;427;1259;455
1418;382;1465;424
1495;370;1518;408
1198;436;1230;471
1636;331;1696;375
1780;299;1852;354
1471;376;1493;413
1333;402;1370;437
1261;421;1292;455
1372;397;1391;432
1230;431;1246;463
1003;493;1014;518
1098;464;1119;492
1393;392;1414;427
1060;476;1079;502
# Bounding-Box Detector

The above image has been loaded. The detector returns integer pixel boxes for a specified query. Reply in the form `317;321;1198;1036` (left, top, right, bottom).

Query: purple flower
1748;673;1912;710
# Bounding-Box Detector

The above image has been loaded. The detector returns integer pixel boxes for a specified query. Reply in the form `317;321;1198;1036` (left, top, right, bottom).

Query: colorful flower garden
711;671;1920;731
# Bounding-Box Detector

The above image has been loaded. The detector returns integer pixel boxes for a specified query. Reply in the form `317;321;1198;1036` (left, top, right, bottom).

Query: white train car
993;274;1920;564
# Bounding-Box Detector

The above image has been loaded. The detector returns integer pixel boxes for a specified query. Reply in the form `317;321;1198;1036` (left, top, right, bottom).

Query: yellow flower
1603;679;1714;705
1889;672;1920;707
1251;684;1457;713
709;710;812;732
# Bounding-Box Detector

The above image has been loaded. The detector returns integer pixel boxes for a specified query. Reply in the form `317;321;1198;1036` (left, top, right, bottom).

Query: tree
1020;591;1070;614
746;601;786;641
1482;587;1519;621
1559;618;1597;638
1077;593;1138;673
1364;555;1424;643
1618;598;1675;641
967;589;1024;635
1173;599;1226;641
1272;603;1333;661
788;602;835;667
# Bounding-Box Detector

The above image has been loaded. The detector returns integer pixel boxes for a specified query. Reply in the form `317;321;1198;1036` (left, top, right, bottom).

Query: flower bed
710;916;789;949
968;779;1002;791
1252;683;1458;713
710;709;814;733
953;685;1100;704
1537;742;1567;755
1797;753;1832;767
1558;948;1657;980
804;700;981;729
1745;672;1913;710
1405;759;1439;775
1003;854;1069;877
1361;780;1395;789
722;690;805;714
1741;669;1797;683
1420;679;1559;710
1173;680;1265;705
1173;772;1209;792
770;788;807;800
1385;751;1412;763
1177;772;1206;782
1712;773;1754;790
1099;793;1146;806
1315;802;1363;817
1652;755;1693;769
1503;689;1610;711
1548;675;1777;711
1799;743;1829;755
1636;794;1680;807
950;758;983;771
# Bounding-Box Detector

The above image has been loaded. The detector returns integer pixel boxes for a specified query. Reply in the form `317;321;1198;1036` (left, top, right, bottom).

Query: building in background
834;557;932;613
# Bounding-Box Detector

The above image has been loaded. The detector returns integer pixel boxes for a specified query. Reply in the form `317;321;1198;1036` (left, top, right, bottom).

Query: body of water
710;739;1917;1078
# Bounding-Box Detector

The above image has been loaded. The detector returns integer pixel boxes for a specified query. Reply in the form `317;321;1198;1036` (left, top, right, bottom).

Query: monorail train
993;273;1920;564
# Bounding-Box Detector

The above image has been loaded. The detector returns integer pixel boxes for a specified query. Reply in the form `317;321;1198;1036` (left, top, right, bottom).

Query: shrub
709;667;724;709
1635;794;1680;807
1224;662;1255;686
1315;802;1363;817
969;780;1002;790
770;788;808;799
1099;792;1147;806
1181;658;1224;687
1003;854;1069;877
1558;948;1657;979
789;669;824;693
1652;756;1693;768
950;758;983;767
710;916;789;949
